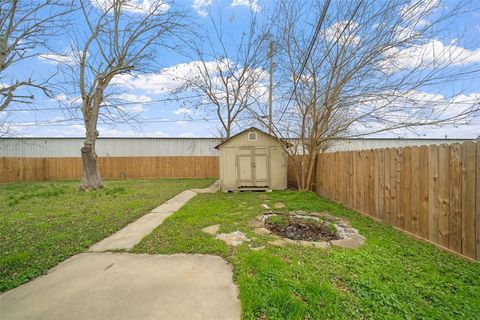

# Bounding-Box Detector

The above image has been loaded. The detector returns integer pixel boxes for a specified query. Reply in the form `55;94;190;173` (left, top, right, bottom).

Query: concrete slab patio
0;253;240;320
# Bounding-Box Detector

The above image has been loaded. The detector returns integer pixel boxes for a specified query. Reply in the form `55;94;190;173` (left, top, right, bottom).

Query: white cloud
116;93;152;113
324;21;360;45
113;59;268;111
53;124;85;137
192;0;212;17
38;50;82;66
352;90;480;135
175;121;188;127
53;94;82;105
52;93;151;114
92;0;170;14
151;130;171;137
381;40;480;73
112;61;198;94
113;59;231;94
174;107;194;115
94;127;172;137
401;0;440;25
231;0;260;12
179;132;197;137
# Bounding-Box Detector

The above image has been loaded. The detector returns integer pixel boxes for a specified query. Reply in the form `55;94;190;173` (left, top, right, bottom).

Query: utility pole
268;41;273;134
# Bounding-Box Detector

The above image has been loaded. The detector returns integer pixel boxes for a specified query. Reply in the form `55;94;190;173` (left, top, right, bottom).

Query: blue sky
3;0;480;138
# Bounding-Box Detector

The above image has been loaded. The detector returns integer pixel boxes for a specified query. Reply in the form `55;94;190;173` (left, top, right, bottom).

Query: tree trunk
79;145;103;191
295;153;318;191
304;152;318;191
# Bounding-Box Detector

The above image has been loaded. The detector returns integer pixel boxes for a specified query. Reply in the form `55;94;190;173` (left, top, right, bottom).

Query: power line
283;0;332;111
9;117;220;127
280;0;365;123
3;94;208;112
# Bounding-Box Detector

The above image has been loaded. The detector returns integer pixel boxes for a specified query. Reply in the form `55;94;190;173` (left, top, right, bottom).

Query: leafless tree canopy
58;0;187;190
250;0;480;190
0;0;71;134
173;10;270;138
0;0;70;110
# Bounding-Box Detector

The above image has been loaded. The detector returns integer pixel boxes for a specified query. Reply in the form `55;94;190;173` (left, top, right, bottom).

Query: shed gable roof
214;127;283;149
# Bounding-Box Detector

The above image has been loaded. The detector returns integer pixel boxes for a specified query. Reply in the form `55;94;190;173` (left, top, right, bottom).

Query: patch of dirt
264;215;340;242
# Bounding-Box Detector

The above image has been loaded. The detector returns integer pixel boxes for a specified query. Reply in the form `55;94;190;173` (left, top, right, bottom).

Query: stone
310;241;331;249
268;239;288;247
295;215;320;221
261;204;270;210
297;240;330;249
253;228;271;235
216;231;250;246
248;219;263;228
288;210;309;216
280;238;330;249
307;212;323;217
347;233;365;243
260;213;278;223
274;202;286;209
331;238;363;249
249;245;265;251
336;227;349;239
255;215;265;222
336;220;349;228
202;224;221;235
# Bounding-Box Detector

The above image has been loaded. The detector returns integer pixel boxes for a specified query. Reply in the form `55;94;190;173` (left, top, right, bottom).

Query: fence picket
428;145;439;243
462;142;477;258
449;144;462;252
411;147;420;235
437;144;450;248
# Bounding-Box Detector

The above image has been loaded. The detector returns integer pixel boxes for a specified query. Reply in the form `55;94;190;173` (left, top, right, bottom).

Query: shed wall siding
218;129;288;191
269;146;288;189
219;147;237;190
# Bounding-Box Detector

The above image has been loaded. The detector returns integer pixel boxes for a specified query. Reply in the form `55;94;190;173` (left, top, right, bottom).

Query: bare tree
0;0;71;133
251;0;480;190
60;0;186;191
173;10;270;138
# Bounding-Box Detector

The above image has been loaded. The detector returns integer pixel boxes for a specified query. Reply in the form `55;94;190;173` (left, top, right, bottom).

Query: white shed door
254;149;268;187
238;157;253;183
237;147;269;188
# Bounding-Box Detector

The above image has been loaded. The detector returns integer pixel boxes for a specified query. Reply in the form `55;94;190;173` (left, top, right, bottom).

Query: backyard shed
215;127;288;191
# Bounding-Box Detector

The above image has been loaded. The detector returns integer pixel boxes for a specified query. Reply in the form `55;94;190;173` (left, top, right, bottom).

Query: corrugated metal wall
0;137;472;157
325;138;470;152
0;138;222;157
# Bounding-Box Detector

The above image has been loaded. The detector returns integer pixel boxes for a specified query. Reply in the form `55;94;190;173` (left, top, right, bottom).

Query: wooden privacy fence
0;156;219;183
316;141;480;260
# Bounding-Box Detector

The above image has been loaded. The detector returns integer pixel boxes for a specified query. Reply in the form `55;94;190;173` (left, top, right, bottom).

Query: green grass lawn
0;178;214;292
134;191;480;320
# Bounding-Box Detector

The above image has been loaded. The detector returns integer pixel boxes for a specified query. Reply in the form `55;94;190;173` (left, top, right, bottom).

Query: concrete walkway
0;253;240;320
0;180;241;320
